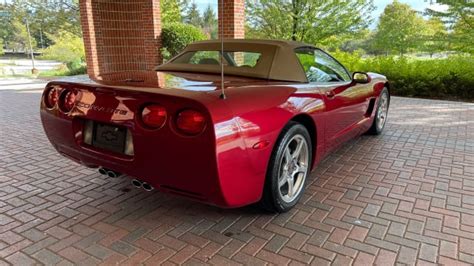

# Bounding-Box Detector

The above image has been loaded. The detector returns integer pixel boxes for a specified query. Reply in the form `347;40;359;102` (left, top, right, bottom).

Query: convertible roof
156;39;314;83
193;39;310;49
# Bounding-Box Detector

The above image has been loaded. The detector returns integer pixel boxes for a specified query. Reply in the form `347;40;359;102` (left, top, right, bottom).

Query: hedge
332;50;474;101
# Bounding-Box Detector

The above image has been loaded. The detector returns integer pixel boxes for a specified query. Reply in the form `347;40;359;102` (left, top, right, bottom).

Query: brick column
218;0;245;39
79;0;163;87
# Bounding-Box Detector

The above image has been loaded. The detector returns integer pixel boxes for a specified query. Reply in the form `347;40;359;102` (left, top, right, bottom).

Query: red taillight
59;89;78;113
45;87;59;108
141;104;167;129
176;109;206;135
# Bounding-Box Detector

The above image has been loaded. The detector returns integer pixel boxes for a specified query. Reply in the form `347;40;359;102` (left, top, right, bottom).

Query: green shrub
40;31;85;74
0;39;4;55
66;58;83;72
331;49;365;71
333;51;474;101
66;64;87;75
161;22;206;60
38;64;87;77
41;32;84;62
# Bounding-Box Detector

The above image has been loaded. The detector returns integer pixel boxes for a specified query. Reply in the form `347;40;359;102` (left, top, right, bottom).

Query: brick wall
79;0;163;87
80;0;245;86
218;0;245;39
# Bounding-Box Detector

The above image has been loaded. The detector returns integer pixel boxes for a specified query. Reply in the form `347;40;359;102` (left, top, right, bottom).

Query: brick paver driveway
1;90;473;265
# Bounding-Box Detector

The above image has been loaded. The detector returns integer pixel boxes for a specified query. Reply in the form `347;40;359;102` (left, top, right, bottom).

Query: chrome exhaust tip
98;167;107;175
142;182;154;192
107;170;122;178
131;179;142;188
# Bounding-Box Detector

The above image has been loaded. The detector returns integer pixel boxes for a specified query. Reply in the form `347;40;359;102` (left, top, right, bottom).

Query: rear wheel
368;88;389;135
259;122;312;213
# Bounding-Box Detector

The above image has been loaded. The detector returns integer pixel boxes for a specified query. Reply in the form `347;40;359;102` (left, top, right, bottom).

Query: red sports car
40;39;390;212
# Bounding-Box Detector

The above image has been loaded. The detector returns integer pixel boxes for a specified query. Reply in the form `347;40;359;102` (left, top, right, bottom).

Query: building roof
156;39;315;83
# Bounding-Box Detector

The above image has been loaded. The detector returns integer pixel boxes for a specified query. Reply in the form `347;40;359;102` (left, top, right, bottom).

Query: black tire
259;122;312;213
367;88;390;135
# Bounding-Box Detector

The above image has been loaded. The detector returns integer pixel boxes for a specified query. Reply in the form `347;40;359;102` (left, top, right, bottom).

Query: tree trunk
291;0;298;41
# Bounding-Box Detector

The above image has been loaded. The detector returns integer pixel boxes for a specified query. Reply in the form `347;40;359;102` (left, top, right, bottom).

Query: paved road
0;90;473;265
0;78;48;91
0;59;62;76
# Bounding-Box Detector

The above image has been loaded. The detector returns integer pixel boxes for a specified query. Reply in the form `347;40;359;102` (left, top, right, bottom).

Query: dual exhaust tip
98;167;154;192
131;179;154;192
98;167;122;178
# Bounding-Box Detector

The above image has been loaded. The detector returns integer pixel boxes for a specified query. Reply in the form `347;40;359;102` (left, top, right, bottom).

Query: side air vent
365;98;376;117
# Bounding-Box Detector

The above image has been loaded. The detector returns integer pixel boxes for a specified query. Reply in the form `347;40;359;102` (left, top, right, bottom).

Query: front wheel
259;122;312;213
368;88;390;135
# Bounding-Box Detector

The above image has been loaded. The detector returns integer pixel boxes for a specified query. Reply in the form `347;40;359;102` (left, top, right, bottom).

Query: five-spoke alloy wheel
259;122;312;213
278;135;309;203
368;88;390;135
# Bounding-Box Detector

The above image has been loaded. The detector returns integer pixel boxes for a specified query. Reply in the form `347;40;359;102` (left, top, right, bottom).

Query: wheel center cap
288;161;297;173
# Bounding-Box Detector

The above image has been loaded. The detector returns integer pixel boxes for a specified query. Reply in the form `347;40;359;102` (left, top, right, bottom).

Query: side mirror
352;72;370;84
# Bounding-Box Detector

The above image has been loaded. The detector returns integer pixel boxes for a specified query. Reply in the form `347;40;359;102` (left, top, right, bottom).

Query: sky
194;0;449;28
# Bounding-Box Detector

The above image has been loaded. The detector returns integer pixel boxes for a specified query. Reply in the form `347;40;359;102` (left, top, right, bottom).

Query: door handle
326;90;336;99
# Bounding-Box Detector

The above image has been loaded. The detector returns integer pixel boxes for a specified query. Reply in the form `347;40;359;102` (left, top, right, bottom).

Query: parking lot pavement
0;89;473;265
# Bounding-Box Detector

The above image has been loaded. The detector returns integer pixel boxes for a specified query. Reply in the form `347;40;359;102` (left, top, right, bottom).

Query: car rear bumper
40;109;263;208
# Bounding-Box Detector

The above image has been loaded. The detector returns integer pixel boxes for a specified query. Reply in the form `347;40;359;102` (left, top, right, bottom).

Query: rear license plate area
91;122;127;154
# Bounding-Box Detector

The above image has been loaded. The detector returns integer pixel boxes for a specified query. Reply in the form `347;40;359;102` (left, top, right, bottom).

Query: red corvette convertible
40;39;390;212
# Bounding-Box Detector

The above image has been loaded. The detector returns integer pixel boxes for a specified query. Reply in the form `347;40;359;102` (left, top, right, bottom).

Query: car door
295;48;370;153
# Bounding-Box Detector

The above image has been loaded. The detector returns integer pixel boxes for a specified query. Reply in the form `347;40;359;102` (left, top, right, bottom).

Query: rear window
173;51;262;68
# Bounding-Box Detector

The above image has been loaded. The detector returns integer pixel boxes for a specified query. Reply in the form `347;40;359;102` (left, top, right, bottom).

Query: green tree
352;31;384;55
161;0;182;24
202;4;217;39
421;17;448;57
426;0;473;53
9;0;81;37
184;2;202;27
0;39;4;55
9;18;36;52
339;29;371;53
1;0;81;51
426;0;473;28
0;4;14;49
373;1;425;55
245;0;374;46
178;0;191;18
452;18;474;53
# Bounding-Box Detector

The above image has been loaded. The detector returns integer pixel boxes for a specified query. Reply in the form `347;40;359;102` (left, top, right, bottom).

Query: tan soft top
156;39;314;83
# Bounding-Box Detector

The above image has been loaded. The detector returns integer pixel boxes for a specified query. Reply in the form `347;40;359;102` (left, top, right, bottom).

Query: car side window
295;48;351;83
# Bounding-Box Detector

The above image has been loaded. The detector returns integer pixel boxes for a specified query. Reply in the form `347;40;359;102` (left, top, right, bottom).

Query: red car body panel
40;71;388;208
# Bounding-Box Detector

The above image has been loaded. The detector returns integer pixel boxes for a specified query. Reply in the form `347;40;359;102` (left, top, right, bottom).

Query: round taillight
59;89;78;113
45;87;59;108
141;104;167;129
176;109;206;135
